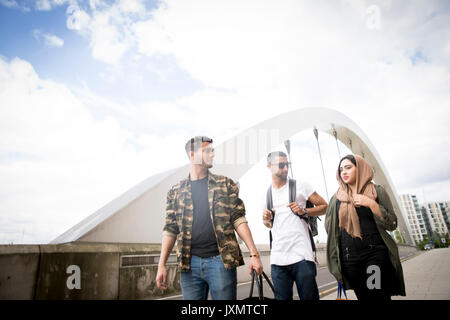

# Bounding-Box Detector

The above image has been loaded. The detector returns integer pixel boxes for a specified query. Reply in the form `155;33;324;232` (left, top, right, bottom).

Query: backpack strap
266;185;273;212
266;186;274;250
289;180;316;254
267;179;317;256
289;179;296;203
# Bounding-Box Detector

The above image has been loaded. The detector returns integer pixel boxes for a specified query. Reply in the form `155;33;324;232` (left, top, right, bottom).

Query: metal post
313;127;329;201
331;125;341;159
284;140;294;179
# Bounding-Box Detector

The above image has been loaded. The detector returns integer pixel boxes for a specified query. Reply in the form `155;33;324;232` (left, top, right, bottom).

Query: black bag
243;270;276;301
266;179;319;252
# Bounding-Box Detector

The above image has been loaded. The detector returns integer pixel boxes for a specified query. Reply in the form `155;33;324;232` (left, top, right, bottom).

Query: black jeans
339;233;394;301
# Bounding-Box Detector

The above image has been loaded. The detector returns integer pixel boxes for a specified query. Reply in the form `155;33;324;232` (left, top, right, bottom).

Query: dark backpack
266;179;318;253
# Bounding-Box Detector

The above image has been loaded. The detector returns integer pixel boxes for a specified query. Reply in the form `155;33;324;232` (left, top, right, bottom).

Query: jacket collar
180;169;217;188
180;170;217;217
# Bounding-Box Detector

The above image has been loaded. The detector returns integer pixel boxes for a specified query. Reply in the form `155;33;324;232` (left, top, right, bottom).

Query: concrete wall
119;264;180;299
0;243;175;300
0;245;40;299
35;243;121;299
0;242;418;300
398;244;420;258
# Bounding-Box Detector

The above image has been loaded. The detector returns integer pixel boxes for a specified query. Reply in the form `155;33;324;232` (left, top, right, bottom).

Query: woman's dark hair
337;154;356;183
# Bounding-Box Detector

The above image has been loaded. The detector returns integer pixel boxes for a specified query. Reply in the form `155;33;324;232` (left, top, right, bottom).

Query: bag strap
249;269;256;298
261;271;276;295
290;179;316;253
257;273;263;300
248;271;276;300
248;270;263;300
308;225;316;253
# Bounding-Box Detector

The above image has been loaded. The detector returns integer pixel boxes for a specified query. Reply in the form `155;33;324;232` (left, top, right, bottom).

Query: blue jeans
180;254;237;300
271;259;319;300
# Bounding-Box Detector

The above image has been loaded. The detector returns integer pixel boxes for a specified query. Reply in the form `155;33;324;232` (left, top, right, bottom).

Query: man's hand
262;209;273;227
156;265;168;290
287;202;305;216
235;222;264;276
249;255;263;275
155;234;176;291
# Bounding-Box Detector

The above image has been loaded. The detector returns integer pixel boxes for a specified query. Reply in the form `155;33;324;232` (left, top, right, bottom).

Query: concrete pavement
321;247;450;300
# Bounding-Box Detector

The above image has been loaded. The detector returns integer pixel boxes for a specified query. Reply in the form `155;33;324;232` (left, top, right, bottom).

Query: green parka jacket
325;184;406;296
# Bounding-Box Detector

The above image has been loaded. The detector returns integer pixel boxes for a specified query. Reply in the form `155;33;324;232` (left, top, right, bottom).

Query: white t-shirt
263;178;315;266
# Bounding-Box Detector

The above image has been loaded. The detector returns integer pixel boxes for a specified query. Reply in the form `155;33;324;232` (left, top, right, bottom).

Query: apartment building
421;202;449;236
399;194;427;243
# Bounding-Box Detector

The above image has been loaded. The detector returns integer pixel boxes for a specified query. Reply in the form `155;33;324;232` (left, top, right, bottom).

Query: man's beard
204;160;213;169
276;172;288;181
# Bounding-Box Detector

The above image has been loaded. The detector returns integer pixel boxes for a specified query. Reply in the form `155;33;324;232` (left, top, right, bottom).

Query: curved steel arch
52;107;414;245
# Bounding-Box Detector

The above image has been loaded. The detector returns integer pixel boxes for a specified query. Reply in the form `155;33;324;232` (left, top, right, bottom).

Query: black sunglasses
272;162;290;169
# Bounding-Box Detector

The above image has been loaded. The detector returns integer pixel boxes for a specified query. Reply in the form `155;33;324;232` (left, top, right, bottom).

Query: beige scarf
336;154;378;239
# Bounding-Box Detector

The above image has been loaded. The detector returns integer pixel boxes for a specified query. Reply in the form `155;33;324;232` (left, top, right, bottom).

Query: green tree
394;229;404;244
416;235;430;250
431;231;449;248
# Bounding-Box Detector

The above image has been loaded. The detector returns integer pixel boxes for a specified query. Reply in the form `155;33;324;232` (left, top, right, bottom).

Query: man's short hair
267;151;287;164
185;136;213;156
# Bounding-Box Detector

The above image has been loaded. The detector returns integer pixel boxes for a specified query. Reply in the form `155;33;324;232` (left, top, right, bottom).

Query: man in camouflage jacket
156;136;263;300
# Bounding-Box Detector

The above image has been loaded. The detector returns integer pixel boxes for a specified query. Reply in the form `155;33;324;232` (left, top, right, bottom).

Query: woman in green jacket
325;154;406;300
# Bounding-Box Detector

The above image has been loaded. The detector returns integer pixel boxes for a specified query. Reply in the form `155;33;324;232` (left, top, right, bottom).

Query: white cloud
33;29;64;48
0;0;31;11
89;10;132;64
44;34;64;47
64;1;150;64
65;3;137;63
66;4;91;32
0;0;18;8
0;56;188;244
118;0;145;13
34;0;73;11
36;0;52;11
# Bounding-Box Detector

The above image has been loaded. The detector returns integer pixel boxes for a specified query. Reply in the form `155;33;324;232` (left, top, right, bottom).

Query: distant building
438;201;450;232
399;194;428;243
400;195;450;244
421;202;449;237
420;206;433;237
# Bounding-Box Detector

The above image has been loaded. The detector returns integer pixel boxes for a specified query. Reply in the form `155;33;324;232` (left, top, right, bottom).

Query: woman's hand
353;194;374;208
353;194;383;219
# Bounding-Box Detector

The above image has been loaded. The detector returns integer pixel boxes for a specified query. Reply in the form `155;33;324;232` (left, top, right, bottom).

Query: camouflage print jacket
163;171;247;271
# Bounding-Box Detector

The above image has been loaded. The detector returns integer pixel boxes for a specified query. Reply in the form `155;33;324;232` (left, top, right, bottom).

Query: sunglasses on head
273;162;290;169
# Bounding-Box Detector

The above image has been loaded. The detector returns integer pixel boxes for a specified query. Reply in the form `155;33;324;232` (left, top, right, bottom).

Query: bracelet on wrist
249;253;260;258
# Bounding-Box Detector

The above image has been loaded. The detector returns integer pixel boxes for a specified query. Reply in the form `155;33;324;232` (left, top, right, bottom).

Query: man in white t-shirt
262;151;327;300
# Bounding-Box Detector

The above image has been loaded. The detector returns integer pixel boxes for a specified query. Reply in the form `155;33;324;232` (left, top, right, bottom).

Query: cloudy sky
0;0;449;244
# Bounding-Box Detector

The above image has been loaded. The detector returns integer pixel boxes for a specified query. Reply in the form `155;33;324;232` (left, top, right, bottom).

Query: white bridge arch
51;107;414;245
